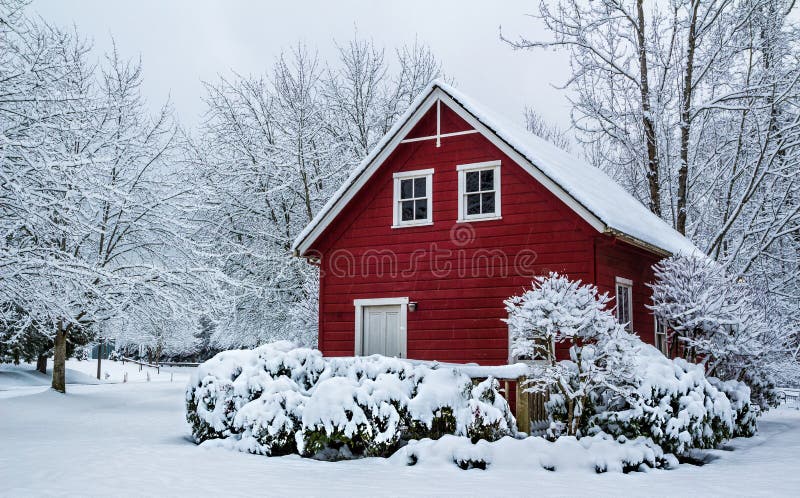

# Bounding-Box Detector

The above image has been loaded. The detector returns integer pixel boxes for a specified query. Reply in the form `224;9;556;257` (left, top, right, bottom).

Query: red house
292;80;697;365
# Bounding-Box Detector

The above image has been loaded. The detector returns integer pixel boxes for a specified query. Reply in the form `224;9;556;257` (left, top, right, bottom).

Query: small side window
392;169;433;227
615;277;633;331
655;317;669;356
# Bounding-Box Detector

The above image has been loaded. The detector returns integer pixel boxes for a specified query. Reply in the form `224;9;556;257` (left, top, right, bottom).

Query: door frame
354;297;409;358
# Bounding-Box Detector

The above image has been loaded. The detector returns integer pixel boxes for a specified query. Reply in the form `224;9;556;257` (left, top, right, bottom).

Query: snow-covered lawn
0;358;188;400
1;361;799;497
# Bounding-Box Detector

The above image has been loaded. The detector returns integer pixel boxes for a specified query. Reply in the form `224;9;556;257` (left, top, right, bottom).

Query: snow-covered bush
186;369;239;442
588;345;734;455
185;341;324;444
74;347;90;361
708;377;757;438
391;432;676;472
232;377;307;455
300;377;379;458
406;369;516;444
298;356;418;458
504;273;640;436
186;343;516;459
503;273;740;454
466;377;519;443
299;368;417;458
737;368;780;413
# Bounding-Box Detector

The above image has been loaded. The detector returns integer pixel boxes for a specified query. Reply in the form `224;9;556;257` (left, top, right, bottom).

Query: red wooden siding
593;236;660;346
308;101;665;365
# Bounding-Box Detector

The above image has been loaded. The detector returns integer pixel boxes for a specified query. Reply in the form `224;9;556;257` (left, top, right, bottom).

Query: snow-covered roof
292;79;699;257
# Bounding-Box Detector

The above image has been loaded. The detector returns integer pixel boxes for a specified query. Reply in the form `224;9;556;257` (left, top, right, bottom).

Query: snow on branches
504;273;641;436
508;0;800;362
185;37;443;349
649;254;787;409
0;2;218;389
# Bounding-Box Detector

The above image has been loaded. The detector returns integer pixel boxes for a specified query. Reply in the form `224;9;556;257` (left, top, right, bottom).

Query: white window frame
615;276;633;332
354;297;408;358
457;160;502;222
654;316;668;356
392;169;434;228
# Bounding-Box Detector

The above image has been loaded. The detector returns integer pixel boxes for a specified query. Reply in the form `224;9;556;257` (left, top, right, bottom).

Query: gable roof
292;79;699;258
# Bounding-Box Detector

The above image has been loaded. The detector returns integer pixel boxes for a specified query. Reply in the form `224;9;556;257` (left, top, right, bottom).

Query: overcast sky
29;0;572;130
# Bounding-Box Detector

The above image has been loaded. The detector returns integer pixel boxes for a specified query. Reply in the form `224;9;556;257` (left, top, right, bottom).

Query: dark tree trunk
636;0;662;217
36;354;47;374
676;0;700;235
96;342;102;380
52;321;67;393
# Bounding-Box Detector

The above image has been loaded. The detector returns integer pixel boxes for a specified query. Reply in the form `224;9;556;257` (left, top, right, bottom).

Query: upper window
392;169;433;227
457;161;501;221
615;277;633;332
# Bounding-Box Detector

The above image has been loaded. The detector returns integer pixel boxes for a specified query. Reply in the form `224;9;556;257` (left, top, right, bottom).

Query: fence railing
778;387;800;408
431;362;547;434
119;357;200;373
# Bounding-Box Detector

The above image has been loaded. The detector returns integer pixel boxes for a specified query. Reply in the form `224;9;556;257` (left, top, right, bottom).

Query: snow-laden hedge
708;377;758;438
587;345;735;455
185;342;517;459
390;432;677;472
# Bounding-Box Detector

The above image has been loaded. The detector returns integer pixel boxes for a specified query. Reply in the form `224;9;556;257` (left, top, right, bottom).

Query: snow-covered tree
507;0;800;363
523;107;572;152
0;2;217;391
186;35;442;350
504;273;641;435
649;254;790;407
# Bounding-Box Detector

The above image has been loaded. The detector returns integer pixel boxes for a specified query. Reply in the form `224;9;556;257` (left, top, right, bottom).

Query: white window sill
391;221;434;229
456;216;502;223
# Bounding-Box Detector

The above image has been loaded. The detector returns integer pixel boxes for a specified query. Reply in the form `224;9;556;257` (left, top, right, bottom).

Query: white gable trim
292;85;608;256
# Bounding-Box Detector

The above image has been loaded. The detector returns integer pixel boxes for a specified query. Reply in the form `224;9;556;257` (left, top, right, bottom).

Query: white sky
29;0;572;129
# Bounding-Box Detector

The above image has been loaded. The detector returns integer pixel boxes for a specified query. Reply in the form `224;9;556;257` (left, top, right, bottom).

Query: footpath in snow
1;361;799;497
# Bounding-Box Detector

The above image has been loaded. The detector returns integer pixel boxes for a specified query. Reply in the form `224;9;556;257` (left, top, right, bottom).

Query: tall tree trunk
676;0;700;235
96;342;102;380
36;354;47;374
52;321;67;393
636;0;662;217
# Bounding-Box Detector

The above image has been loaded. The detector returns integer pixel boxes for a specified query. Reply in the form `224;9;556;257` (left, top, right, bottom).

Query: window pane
401;200;414;221
481;192;495;214
414;199;427;220
616;285;627;322
465;171;479;192
414;177;426;198
480;169;494;190
400;179;413;199
623;291;629;322
466;193;481;215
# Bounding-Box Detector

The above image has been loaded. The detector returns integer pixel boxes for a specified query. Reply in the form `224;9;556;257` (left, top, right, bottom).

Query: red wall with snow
309;102;661;364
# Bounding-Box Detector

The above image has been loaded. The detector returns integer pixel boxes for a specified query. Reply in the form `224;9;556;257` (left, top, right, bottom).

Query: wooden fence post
515;376;531;434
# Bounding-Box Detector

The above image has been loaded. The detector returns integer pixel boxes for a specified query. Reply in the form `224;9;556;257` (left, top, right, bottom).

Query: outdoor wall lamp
409;302;418;312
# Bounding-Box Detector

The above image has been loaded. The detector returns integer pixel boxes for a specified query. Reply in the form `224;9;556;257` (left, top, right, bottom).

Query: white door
362;305;403;357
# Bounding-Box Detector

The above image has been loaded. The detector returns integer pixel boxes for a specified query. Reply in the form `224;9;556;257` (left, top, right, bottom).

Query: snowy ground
2;361;800;497
0;358;188;400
